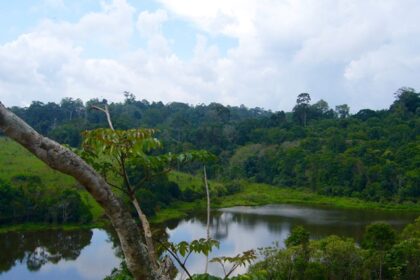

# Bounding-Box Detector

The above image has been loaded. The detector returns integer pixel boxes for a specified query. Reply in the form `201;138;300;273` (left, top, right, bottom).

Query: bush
0;177;92;225
224;181;243;195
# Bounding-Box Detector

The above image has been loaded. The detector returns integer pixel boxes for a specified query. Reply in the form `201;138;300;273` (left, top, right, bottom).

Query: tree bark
132;197;158;270
0;102;168;280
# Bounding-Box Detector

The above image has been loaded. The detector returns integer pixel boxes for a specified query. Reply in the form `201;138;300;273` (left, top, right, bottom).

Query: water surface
0;204;417;279
165;204;418;278
0;229;120;280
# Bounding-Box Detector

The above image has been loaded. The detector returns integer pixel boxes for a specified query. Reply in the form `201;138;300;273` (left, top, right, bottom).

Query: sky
0;0;419;112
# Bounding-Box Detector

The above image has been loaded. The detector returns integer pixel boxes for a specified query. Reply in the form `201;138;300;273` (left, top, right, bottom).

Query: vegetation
152;172;420;224
6;87;420;206
0;102;166;279
249;217;420;280
105;217;420;280
1;136;419;231
0;138;101;226
0;87;419;279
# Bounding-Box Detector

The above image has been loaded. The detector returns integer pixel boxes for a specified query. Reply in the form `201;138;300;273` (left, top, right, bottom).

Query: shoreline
152;181;420;223
2;182;419;232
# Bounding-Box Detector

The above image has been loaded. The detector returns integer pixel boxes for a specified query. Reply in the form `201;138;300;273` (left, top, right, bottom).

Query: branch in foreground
0;101;168;280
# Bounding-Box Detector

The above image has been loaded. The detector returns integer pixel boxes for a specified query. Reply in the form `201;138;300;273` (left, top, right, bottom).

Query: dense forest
6;87;420;205
1;88;419;280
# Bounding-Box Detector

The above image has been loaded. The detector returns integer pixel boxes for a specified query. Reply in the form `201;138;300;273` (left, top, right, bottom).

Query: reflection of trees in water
104;227;124;259
216;212;356;241
163;207;416;257
0;229;92;273
211;212;229;240
214;211;413;242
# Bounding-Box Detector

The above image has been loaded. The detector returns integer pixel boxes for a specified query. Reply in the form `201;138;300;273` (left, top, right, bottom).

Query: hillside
6;88;420;205
0;138;103;224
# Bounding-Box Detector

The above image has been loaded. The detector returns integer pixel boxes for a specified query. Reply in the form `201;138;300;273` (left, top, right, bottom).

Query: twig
204;165;211;274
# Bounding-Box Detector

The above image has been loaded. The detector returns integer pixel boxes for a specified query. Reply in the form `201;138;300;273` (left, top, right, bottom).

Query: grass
0;137;104;221
216;182;420;211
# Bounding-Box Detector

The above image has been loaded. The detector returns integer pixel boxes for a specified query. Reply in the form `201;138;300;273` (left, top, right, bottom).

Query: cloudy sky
1;0;419;111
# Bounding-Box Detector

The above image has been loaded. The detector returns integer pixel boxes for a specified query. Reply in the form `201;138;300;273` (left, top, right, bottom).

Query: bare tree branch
204;165;211;274
90;104;114;130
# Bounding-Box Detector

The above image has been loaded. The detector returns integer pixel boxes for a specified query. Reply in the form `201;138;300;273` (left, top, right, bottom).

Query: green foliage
162;238;220;260
0;138;103;223
8;89;420;205
312;236;365;279
362;222;397;251
82;128;160;157
224;180;244;195
159;238;220;279
250;219;420;280
0;177;92;225
285;226;309;247
211;250;257;279
400;216;420;239
385;238;420;279
104;219;420;280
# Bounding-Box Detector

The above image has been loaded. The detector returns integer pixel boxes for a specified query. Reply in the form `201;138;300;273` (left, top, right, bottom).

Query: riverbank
152;172;420;223
1;170;419;231
0;221;108;234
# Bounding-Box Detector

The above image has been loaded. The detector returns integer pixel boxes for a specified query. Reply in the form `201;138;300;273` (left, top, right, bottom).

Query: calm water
0;229;120;280
165;205;418;278
0;204;417;279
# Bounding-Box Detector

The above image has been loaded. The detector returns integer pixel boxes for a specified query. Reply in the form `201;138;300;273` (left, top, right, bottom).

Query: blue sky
1;0;419;111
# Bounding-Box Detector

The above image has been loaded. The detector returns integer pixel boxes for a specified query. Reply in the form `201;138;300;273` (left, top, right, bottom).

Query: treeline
8;93;268;148
8;87;420;203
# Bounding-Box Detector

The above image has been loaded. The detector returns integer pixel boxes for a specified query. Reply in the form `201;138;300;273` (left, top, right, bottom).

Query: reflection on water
0;229;120;280
0;205;417;280
166;204;418;278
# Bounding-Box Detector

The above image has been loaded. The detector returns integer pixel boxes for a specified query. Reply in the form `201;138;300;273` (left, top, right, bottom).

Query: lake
0;204;417;279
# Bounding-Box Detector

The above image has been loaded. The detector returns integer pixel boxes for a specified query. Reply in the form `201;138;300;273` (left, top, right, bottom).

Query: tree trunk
132;197;158;270
0;102;168;280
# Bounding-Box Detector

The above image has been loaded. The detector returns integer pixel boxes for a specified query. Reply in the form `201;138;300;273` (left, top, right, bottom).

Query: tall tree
293;93;311;127
335;104;350;119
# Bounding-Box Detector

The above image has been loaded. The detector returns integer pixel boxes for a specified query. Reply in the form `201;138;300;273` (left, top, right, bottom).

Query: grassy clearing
0;138;104;221
0;138;75;186
217;182;420;211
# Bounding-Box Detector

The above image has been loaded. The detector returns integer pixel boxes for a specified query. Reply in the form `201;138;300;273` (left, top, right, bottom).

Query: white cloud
137;9;168;37
42;0;66;9
157;0;257;37
1;0;420;111
37;0;135;50
156;0;420;110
